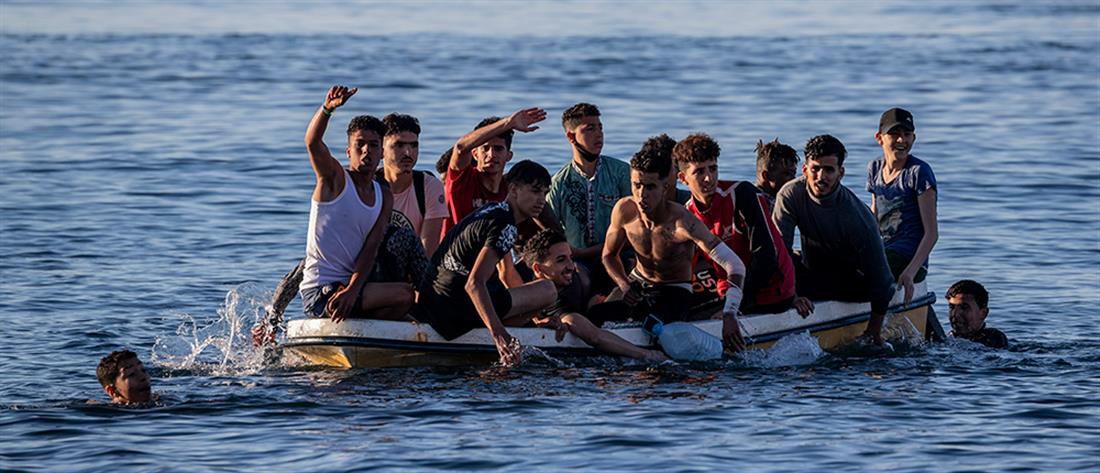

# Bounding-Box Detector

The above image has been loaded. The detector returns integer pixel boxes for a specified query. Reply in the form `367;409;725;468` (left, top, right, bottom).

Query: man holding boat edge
413;161;559;365
772;134;895;345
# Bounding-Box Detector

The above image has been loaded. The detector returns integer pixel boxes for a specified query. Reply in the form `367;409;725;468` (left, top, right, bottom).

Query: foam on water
739;331;825;368
151;283;273;376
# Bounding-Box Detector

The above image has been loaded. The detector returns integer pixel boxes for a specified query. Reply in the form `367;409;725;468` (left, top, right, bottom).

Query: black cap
879;107;915;134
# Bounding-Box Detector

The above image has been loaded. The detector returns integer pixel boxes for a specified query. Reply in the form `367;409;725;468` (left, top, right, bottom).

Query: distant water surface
1;1;1098;471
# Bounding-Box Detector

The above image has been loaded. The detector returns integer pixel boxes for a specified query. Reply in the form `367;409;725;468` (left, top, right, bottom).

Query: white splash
740;331;824;368
151;282;274;376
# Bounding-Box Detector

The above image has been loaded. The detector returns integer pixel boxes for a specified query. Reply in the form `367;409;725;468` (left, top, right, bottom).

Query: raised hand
324;85;359;111
507;107;547;133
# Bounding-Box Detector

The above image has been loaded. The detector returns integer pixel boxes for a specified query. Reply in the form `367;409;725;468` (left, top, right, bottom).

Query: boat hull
282;284;938;369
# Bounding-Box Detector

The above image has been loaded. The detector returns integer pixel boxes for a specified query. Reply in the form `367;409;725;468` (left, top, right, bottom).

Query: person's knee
534;279;557;304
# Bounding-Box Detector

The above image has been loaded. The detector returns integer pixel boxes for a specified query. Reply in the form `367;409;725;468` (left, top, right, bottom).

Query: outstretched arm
449;107;547;171
898;189;938;304
326;188;394;322
466;246;521;364
602;199;634;301
306;86;358;201
686;215;747;352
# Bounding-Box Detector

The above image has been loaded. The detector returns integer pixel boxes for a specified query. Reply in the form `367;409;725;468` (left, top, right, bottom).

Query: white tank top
300;170;383;290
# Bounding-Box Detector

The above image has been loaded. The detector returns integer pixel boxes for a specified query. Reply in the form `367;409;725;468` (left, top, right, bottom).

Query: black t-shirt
427;202;517;298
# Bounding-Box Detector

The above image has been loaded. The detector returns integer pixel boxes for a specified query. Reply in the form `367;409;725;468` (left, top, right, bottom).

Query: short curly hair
96;349;138;388
382;113;421;137
347;115;385;139
804;134;847;166
755;138;798;174
522;229;568;267
673;133;721;171
630;134;675;178
561;102;601;131
475;116;514;150
946;280;989;309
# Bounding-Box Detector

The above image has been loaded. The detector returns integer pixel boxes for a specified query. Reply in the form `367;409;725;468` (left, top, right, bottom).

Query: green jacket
546;156;632;249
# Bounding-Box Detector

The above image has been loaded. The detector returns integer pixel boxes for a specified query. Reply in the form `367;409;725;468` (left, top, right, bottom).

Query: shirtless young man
298;86;413;323
522;229;667;361
414;161;559;365
601;137;749;352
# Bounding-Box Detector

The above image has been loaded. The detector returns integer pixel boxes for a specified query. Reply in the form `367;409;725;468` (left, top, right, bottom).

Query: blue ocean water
2;1;1099;471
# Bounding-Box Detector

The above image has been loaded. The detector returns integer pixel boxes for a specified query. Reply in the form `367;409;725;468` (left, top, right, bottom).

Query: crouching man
597;137;749;352
413;161;558;365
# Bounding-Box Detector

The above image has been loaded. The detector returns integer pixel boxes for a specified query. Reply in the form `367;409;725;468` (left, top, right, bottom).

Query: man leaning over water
771;134;895;345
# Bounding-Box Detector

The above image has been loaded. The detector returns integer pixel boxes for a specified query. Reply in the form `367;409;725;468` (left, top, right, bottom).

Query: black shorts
586;284;693;327
413;286;514;340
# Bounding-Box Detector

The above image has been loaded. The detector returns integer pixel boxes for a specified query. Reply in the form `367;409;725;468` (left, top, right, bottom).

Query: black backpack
376;169;435;216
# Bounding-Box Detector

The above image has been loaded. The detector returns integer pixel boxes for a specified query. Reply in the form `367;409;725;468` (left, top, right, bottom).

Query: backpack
376;169;435;216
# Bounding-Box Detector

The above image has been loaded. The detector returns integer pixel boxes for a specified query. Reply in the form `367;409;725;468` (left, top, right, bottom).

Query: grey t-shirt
772;176;894;307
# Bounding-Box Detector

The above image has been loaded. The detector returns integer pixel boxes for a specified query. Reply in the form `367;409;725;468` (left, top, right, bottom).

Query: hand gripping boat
280;281;942;369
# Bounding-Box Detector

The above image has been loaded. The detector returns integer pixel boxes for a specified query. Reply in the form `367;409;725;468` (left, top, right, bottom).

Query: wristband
322;106;333;116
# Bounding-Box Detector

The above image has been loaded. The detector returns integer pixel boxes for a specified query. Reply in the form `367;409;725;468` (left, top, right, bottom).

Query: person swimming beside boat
595;136;748;352
298;85;413;323
520;229;668;361
772;134;895;345
946;279;1007;348
673;133;802;316
96;349;152;405
412;161;559;365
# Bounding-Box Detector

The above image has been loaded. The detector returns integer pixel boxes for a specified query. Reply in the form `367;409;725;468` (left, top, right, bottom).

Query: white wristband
724;284;743;315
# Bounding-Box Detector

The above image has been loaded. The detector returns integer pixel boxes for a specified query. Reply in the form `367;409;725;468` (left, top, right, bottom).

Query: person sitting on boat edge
755;138;799;210
298;85;412;323
867;107;939;305
594;136;749;352
96;349;152;405
412;160;559;365
546;103;634;297
377;113;448;258
673;133;803;316
521;229;668;361
772;134;895;345
946;280;1007;348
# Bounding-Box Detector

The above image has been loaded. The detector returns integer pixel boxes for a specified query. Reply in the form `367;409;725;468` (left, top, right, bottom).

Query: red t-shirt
686;180;796;308
442;165;508;238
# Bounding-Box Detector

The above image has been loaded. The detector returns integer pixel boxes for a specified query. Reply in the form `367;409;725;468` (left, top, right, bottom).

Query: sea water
2;1;1098;471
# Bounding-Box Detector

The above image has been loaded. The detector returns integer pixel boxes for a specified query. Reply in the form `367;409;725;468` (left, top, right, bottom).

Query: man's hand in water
324;85;358;111
492;331;522;365
507;107;547;133
325;284;358;323
722;313;745;353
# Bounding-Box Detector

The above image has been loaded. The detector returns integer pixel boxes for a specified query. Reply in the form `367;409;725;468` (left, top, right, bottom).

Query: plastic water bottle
652;321;724;361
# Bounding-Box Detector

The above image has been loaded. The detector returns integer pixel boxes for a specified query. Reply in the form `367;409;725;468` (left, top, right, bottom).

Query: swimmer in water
96;349;152;405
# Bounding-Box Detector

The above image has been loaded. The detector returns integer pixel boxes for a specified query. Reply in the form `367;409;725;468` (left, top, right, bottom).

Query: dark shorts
586;282;693;327
885;249;927;282
301;281;362;319
412;286;514;340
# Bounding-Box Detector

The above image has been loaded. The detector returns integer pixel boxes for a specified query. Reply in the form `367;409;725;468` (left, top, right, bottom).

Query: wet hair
382;113;421;137
673;133;721;171
946;280;989;309
630;135;675;178
504;159;551;189
475;116;514;150
561;102;601;131
96;349;138;388
436;147;453;174
522;229;568;267
804;134;847;166
346;115;386;139
755;138;798;174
